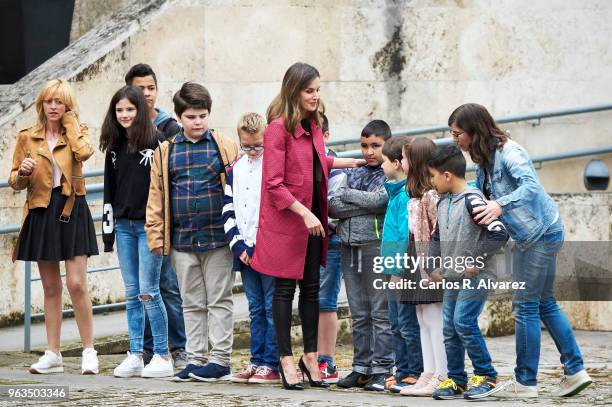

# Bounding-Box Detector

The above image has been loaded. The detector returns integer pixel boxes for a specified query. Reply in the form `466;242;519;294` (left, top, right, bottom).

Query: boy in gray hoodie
330;120;392;391
426;145;508;401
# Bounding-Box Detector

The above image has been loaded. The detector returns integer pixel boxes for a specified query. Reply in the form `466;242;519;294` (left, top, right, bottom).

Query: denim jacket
475;139;558;245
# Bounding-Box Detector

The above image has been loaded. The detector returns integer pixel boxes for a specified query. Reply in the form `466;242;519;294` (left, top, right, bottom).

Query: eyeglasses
449;130;465;138
240;144;264;152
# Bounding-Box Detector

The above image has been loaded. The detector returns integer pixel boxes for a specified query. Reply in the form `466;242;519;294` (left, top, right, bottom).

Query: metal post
24;261;32;353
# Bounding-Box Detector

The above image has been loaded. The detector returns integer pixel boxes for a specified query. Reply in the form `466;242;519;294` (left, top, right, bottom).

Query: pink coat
251;117;334;280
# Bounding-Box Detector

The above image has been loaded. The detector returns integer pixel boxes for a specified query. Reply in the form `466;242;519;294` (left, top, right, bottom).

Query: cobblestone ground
0;331;610;406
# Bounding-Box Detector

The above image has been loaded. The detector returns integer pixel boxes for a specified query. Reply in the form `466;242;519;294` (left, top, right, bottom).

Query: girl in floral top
399;137;447;397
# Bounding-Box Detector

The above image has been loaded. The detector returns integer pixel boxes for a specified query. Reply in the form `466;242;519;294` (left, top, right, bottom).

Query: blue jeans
443;274;496;387
242;266;279;370
143;256;186;353
319;236;342;311
115;219;169;356
512;219;584;385
386;287;423;380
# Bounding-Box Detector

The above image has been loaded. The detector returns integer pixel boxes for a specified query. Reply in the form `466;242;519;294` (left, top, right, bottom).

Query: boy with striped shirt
223;113;280;384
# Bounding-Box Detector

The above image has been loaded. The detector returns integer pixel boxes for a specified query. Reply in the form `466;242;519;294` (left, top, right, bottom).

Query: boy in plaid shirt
146;82;239;381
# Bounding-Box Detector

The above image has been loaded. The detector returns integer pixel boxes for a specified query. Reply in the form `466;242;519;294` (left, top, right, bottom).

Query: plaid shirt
169;130;227;252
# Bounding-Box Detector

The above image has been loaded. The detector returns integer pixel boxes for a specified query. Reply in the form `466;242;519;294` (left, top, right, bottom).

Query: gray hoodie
328;165;388;246
429;185;508;279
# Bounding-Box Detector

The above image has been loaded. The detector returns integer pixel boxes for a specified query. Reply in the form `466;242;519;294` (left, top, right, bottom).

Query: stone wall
70;0;130;43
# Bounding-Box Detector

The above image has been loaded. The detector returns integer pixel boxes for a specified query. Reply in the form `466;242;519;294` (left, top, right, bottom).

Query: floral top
408;189;439;257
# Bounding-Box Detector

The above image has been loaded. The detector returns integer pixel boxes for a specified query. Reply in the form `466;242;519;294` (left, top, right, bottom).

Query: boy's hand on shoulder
152;247;163;256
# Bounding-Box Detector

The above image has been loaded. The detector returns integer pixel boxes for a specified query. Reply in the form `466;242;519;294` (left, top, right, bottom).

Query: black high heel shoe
299;356;330;388
279;359;304;390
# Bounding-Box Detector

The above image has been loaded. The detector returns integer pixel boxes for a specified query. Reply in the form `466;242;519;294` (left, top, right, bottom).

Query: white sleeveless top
47;138;62;188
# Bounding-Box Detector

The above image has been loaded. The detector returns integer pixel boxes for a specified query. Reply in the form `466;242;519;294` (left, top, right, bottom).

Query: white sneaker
552;370;592;397
408;373;446;396
493;377;538;398
81;348;99;375
142;354;174;378
401;372;433;395
113;352;144;378
29;350;63;374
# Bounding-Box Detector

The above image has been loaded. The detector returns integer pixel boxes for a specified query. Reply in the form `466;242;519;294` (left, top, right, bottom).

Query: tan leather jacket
9;111;93;204
8;111;94;260
145;130;240;255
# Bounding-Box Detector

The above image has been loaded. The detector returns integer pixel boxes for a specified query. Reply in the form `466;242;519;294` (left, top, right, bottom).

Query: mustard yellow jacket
8;111;93;203
8;111;94;260
145;130;240;255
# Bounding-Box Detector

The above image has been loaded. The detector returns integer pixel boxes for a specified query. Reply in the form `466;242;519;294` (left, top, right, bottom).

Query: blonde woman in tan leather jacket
8;79;99;375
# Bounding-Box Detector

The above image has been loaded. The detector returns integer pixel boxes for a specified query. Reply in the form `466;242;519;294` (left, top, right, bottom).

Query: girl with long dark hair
100;86;173;378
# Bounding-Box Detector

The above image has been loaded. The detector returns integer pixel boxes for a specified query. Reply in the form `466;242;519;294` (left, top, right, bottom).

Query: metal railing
338;141;612;169
329;103;612;150
2;165;244;351
2;102;612;352
0;168;107;351
4;166;115;351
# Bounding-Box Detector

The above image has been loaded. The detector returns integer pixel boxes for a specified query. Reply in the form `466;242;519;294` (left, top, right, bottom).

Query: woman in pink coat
251;62;364;390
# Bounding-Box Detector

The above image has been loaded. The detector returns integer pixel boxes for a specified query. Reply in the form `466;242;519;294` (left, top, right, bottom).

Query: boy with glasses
224;113;280;384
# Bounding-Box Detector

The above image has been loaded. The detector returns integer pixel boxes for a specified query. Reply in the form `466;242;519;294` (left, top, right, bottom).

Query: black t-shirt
102;133;164;251
302;119;323;221
483;170;493;200
482;142;499;200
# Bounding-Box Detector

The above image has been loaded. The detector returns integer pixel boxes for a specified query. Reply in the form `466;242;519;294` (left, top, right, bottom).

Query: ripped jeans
116;219;169;356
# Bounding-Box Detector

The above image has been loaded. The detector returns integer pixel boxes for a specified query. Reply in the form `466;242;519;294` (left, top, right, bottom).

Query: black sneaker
363;373;388;392
173;363;201;382
188;362;232;382
171;349;189;370
432;378;466;400
337;371;372;389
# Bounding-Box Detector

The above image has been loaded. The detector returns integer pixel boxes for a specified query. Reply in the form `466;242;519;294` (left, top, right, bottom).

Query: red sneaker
248;365;280;384
319;361;339;384
230;364;257;383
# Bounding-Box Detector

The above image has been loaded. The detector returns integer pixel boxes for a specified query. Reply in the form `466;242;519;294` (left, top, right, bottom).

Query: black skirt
400;268;444;304
17;188;99;261
400;233;443;304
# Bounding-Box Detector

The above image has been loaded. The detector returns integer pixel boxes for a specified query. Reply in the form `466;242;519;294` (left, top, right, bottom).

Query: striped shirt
222;154;262;271
169;130;227;252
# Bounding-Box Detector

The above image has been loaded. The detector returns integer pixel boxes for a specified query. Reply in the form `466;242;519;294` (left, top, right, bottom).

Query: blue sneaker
173;363;201;382
432;378;466;400
389;376;418;393
463;375;501;400
188;362;232;382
